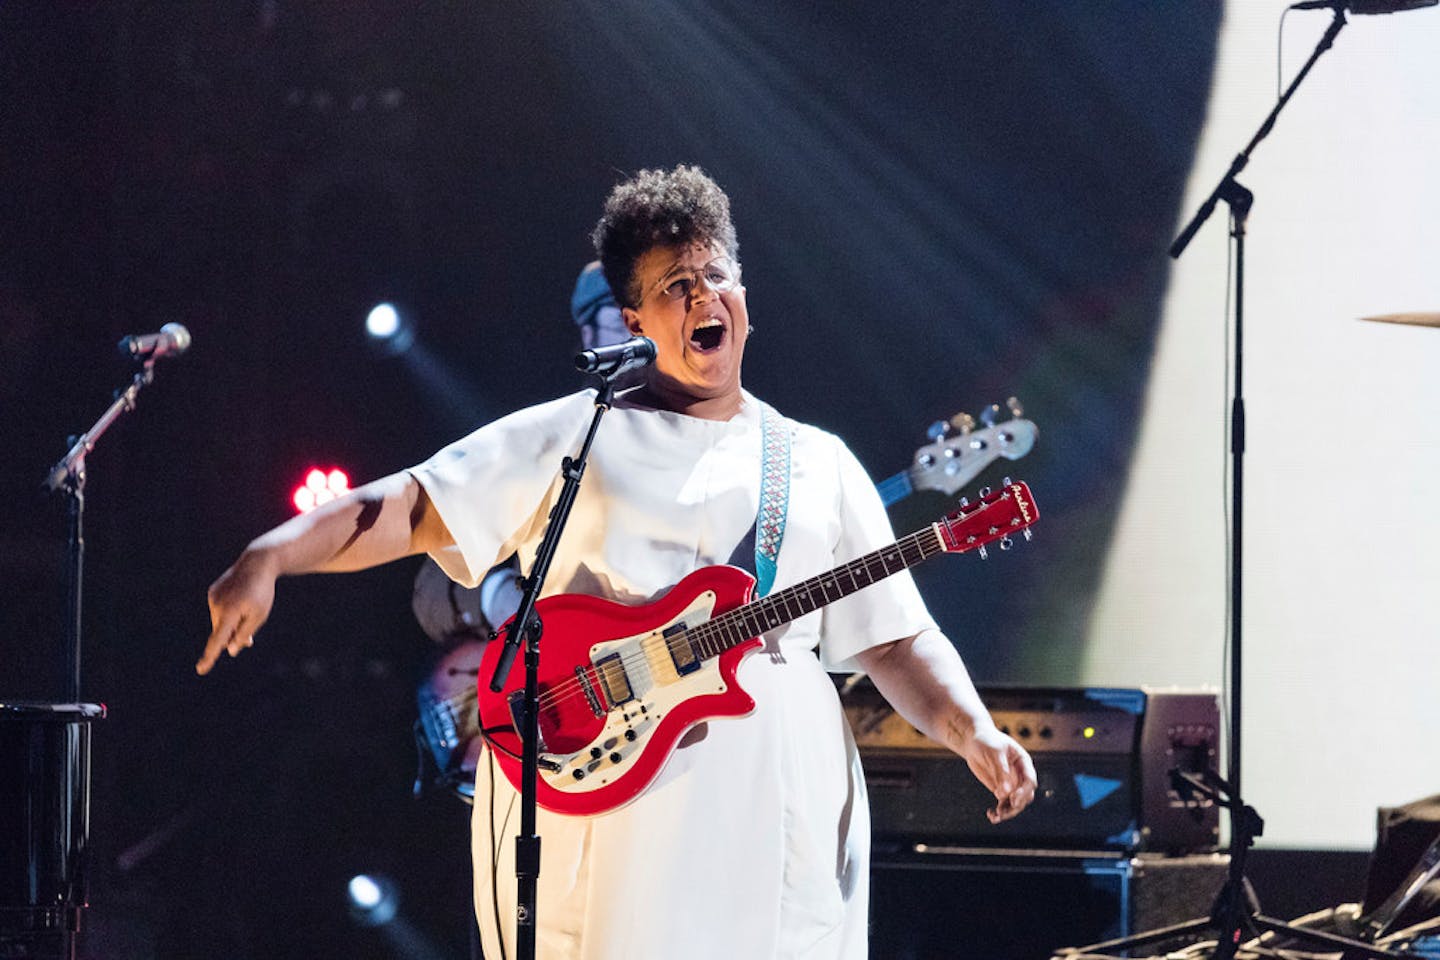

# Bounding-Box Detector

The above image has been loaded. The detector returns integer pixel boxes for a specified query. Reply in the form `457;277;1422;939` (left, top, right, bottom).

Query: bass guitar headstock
910;398;1037;497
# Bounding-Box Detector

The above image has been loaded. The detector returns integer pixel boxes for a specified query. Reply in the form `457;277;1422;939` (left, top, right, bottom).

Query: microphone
118;323;192;360
574;335;656;377
1292;0;1436;12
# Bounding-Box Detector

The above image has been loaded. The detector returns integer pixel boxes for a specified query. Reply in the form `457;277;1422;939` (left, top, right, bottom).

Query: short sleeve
408;390;595;587
817;435;939;673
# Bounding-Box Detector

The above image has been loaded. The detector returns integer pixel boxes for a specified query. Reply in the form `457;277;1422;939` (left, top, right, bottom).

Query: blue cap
570;261;617;330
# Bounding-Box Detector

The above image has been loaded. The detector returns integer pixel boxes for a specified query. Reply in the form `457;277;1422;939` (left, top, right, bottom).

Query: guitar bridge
575;665;605;718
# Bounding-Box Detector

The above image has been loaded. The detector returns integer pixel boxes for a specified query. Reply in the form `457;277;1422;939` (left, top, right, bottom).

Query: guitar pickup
594;652;633;706
663;621;701;676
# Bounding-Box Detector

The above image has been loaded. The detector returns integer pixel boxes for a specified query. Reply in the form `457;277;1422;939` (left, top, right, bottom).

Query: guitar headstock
910;399;1038;497
936;480;1039;559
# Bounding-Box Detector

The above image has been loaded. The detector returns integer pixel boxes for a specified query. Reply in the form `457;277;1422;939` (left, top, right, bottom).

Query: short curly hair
591;165;739;310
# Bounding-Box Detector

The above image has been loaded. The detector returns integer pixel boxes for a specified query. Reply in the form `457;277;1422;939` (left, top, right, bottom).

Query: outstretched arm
853;628;1037;823
196;470;452;675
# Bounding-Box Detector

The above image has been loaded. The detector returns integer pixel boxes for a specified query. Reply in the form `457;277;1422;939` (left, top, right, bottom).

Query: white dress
410;388;937;960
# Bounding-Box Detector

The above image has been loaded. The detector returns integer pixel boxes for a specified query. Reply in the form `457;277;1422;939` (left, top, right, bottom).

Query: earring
747;323;756;337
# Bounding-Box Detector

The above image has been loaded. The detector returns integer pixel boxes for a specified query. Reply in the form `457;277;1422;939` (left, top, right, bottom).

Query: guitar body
476;564;762;817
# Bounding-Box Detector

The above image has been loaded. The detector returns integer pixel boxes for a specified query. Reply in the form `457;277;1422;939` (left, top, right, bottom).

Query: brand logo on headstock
1010;483;1033;524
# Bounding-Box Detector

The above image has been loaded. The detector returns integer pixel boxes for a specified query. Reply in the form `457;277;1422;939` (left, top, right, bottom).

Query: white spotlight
366;302;401;339
364;301;416;355
347;873;398;926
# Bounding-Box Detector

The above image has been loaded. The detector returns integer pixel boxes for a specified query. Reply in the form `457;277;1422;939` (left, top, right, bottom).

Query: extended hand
961;725;1038;824
197;550;278;675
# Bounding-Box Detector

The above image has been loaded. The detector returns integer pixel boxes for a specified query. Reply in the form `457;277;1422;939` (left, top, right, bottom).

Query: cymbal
1360;312;1440;328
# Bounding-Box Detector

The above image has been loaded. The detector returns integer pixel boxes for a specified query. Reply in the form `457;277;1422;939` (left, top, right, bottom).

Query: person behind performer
570;259;626;354
198;164;1037;960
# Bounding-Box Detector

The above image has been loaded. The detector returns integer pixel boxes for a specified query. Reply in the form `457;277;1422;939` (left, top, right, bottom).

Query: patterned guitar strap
755;401;791;600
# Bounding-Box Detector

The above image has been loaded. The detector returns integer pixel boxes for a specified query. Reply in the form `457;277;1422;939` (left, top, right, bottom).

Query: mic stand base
1053;771;1404;960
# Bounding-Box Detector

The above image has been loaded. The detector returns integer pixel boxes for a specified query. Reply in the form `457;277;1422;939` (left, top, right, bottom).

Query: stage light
344;873;448;960
365;301;415;355
366;302;400;339
347;873;398;927
292;466;351;514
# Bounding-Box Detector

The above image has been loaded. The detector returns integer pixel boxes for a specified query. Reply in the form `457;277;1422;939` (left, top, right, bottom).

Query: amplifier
843;682;1221;853
869;849;1230;960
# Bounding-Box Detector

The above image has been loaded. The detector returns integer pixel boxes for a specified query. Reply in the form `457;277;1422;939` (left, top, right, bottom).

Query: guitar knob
979;403;1002;427
1006;396;1024;417
1000;536;1014;551
918;452;936;468
949;412;976;435
927;420;948;442
978;486;992;499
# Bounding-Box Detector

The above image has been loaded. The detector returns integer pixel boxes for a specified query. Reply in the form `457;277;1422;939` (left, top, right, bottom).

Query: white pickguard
539;590;734;795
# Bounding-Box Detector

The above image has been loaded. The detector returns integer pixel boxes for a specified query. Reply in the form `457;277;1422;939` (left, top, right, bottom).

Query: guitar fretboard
682;525;945;660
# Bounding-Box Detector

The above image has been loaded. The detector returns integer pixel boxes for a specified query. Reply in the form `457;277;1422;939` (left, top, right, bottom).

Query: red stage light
292;467;352;514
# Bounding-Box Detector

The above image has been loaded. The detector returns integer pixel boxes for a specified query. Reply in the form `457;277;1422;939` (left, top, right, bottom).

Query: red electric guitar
474;480;1038;817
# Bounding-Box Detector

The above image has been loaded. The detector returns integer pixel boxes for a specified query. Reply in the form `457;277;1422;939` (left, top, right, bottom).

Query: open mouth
689;320;725;352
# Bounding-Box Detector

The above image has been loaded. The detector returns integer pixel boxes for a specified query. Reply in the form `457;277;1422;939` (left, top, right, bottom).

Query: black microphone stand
45;357;161;701
486;375;619;960
1058;7;1404;959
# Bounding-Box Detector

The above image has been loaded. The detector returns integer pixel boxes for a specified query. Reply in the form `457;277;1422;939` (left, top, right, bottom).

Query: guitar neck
683;525;946;659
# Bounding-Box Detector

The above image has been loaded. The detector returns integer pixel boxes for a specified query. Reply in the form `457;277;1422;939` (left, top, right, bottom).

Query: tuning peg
1002;476;1012;488
1022;529;1033;542
978;486;992;499
999;535;1014;551
977;545;988;560
978;403;1002;428
927;420;948;442
1006;396;1023;417
949;412;975;435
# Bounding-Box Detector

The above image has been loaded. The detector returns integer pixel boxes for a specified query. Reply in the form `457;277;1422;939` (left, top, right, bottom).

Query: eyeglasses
647;256;741;304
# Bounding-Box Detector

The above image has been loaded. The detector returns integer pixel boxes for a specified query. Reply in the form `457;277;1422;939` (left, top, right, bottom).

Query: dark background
1;2;1222;956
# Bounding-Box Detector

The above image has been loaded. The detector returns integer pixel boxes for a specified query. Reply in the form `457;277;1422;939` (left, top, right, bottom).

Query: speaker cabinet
868;849;1229;960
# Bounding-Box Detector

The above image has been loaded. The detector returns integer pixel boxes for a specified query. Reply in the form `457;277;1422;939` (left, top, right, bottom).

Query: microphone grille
161;322;193;353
